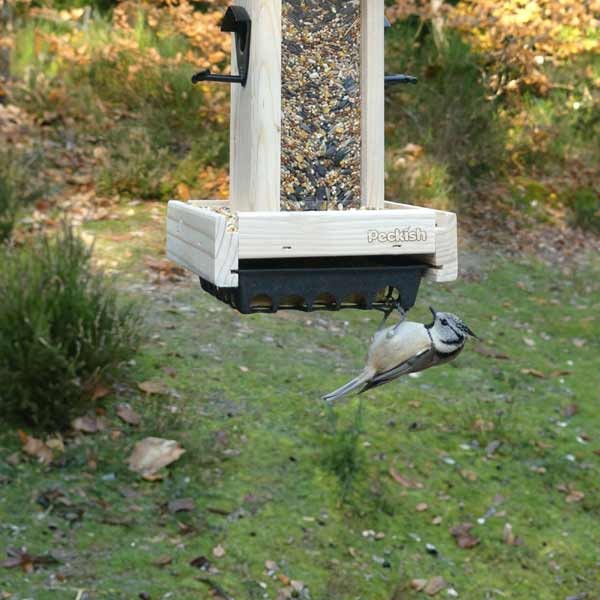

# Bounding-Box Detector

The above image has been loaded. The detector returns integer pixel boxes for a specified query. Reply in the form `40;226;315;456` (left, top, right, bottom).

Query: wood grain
237;209;436;259
361;0;385;209
166;201;239;287
230;0;281;213
384;201;458;281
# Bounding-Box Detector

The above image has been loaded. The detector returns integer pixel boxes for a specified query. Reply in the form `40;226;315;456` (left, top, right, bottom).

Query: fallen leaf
116;403;141;426
91;383;111;402
572;338;586;348
523;337;536;347
562;404;580;418
549;370;572;378
168;498;195;513
460;469;478;481
424;576;447;596
138;380;169;395
127;438;185;480
450;523;480;549
565;490;585;504
18;431;53;465
212;544;226;558
0;547;60;572
411;579;427;591
389;468;423;489
416;503;429;512
521;368;546;379
72;415;106;434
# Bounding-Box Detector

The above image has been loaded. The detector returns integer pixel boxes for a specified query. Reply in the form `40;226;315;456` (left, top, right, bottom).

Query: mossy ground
1;216;599;600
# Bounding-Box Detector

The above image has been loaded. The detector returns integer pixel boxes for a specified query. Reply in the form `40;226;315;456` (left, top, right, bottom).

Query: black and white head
426;307;478;355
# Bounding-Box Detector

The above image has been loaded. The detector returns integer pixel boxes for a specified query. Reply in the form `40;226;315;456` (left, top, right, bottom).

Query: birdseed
281;0;362;211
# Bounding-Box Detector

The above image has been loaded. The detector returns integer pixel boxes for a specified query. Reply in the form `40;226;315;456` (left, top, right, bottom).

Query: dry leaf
562;404;580;418
116;403;141;426
127;438;185;480
389;467;423;489
411;579;427;591
18;431;53;465
72;415;106;434
521;368;546;379
460;469;478;481
565;490;585;504
424;577;447;596
91;383;111;402
138;380;169;395
416;503;429;512
450;523;480;549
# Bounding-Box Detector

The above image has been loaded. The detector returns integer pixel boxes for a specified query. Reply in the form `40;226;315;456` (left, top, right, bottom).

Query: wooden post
361;0;385;209
230;0;282;213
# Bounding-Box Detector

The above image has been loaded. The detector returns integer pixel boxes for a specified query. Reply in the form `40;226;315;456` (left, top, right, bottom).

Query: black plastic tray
199;255;429;314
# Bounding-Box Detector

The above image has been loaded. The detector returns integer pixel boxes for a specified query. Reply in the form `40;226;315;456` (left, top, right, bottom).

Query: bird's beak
465;325;479;340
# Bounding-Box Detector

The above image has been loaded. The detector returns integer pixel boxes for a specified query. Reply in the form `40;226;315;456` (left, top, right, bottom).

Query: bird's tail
322;368;375;403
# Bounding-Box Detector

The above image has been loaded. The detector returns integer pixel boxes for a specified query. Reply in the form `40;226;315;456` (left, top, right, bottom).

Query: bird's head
426;307;478;354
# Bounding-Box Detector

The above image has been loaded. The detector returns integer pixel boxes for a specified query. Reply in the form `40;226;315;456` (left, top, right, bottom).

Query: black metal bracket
192;6;251;87
385;74;418;86
383;15;417;86
199;256;428;315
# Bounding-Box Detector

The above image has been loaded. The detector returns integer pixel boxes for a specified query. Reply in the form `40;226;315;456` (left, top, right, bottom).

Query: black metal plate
199;255;429;314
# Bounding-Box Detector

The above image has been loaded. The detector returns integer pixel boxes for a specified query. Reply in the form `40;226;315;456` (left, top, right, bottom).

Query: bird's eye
441;319;448;326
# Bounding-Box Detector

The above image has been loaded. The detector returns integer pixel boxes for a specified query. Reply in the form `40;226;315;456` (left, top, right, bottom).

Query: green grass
1;242;599;599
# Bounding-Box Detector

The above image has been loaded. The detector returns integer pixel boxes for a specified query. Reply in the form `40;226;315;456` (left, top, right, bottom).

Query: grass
1;220;599;598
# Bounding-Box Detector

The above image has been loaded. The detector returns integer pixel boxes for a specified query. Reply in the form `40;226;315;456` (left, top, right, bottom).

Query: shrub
385;24;504;196
0;173;17;242
0;226;142;430
567;188;600;232
0;150;43;242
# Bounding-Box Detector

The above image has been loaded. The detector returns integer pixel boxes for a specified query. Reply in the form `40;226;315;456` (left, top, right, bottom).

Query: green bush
385;24;504;192
567;188;600;231
0;150;43;242
0;226;142;430
0;174;17;242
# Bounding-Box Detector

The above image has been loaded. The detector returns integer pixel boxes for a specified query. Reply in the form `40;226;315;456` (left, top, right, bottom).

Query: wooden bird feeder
166;0;457;314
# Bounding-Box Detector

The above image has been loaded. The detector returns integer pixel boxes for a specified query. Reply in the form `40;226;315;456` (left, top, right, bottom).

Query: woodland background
0;1;599;599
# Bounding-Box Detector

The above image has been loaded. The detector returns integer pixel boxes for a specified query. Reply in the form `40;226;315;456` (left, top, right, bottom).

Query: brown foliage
389;0;600;95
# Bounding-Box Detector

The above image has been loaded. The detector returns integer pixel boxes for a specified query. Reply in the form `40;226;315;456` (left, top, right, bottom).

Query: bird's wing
362;347;436;392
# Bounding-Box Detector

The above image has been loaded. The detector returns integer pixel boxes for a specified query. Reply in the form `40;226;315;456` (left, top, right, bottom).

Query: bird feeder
166;0;457;314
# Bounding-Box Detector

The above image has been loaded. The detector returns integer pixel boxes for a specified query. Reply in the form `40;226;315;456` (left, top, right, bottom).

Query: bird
323;307;477;403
